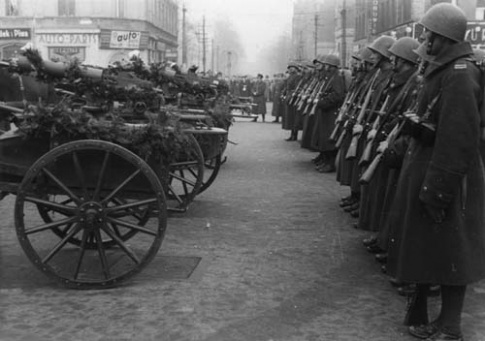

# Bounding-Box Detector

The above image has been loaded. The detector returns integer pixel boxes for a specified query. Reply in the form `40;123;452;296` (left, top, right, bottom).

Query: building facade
0;0;178;66
335;0;356;68
291;0;337;62
352;0;483;51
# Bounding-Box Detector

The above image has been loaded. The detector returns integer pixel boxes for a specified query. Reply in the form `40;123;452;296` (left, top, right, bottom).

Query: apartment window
58;0;75;16
6;0;19;16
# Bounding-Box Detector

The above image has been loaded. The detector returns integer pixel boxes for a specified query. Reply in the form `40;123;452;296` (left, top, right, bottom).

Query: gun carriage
0;49;230;288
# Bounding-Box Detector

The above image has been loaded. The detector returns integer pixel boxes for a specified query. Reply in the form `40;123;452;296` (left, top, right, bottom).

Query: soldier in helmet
336;47;378;217
385;4;485;341
311;54;346;173
360;36;421;278
301;55;327;151
252;73;267;122
281;61;302;141
353;35;395;225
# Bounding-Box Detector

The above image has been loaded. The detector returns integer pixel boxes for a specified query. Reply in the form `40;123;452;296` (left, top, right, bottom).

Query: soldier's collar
392;67;418;87
424;42;473;77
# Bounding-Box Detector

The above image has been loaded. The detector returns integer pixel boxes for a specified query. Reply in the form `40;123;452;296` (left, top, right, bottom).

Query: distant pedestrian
252;73;267;122
271;73;284;123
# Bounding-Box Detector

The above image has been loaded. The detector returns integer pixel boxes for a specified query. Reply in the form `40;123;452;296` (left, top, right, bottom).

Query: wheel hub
79;202;104;227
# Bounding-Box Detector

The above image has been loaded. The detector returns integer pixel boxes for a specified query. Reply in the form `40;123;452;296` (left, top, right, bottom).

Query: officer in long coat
252;74;267;122
386;4;485;340
271;73;284;122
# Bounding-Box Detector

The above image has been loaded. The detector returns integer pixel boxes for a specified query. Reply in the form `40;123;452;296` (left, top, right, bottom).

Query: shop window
59;0;75;16
2;44;24;59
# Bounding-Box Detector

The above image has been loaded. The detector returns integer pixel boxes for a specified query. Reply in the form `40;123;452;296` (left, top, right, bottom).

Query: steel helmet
419;3;467;42
313;54;325;65
287;61;301;70
322;54;341;67
368;36;396;59
388;37;420;65
360;46;375;64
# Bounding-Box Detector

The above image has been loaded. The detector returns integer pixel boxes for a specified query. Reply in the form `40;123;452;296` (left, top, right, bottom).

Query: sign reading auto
465;22;485;45
110;31;141;49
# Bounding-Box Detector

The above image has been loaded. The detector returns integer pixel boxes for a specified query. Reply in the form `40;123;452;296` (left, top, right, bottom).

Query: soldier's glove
423;202;445;224
367;129;377;140
376;141;388;154
352;124;363;135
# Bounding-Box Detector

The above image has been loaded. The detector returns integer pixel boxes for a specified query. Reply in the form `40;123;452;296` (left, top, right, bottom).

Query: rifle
358;95;390;166
305;77;328;115
287;76;306;105
296;76;319;110
344;70;381;160
358;89;439;184
358;71;419;166
329;81;360;142
359;120;402;184
334;70;380;149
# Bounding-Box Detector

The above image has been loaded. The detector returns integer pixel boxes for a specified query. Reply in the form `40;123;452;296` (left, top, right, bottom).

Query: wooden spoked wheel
37;195;149;249
193;132;228;194
15;140;167;289
198;154;222;194
166;134;204;211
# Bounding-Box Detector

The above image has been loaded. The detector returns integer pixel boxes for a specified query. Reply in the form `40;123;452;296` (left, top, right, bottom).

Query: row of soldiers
276;55;350;172
280;3;485;341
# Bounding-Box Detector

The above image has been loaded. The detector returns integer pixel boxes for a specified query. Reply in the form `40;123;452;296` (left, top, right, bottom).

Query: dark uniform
271;74;284;122
252;74;267;122
281;62;301;140
387;4;485;338
311;55;346;172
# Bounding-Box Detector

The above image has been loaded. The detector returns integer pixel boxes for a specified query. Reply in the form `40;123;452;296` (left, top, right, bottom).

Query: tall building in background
291;0;337;62
335;0;355;68
0;0;178;65
352;0;482;52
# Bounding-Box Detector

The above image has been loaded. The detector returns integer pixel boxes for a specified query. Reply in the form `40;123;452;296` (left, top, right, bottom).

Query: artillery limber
0;49;230;288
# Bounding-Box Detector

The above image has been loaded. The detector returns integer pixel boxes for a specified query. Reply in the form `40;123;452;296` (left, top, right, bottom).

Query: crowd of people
271;3;485;341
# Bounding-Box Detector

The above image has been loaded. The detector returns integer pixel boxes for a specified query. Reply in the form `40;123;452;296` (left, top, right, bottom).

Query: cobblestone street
1;117;485;341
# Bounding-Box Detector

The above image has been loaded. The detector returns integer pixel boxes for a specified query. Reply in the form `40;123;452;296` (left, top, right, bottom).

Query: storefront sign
38;33;98;45
466;22;485;46
0;28;31;40
99;29;148;50
369;0;378;36
48;46;86;62
109;31;141;49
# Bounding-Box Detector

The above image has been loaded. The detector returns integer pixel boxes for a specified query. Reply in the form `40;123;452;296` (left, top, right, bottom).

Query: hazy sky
183;0;294;73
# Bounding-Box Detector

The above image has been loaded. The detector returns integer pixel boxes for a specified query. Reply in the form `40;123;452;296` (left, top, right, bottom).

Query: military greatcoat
282;72;301;131
387;42;485;285
271;78;284;119
252;80;267;116
311;68;345;152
